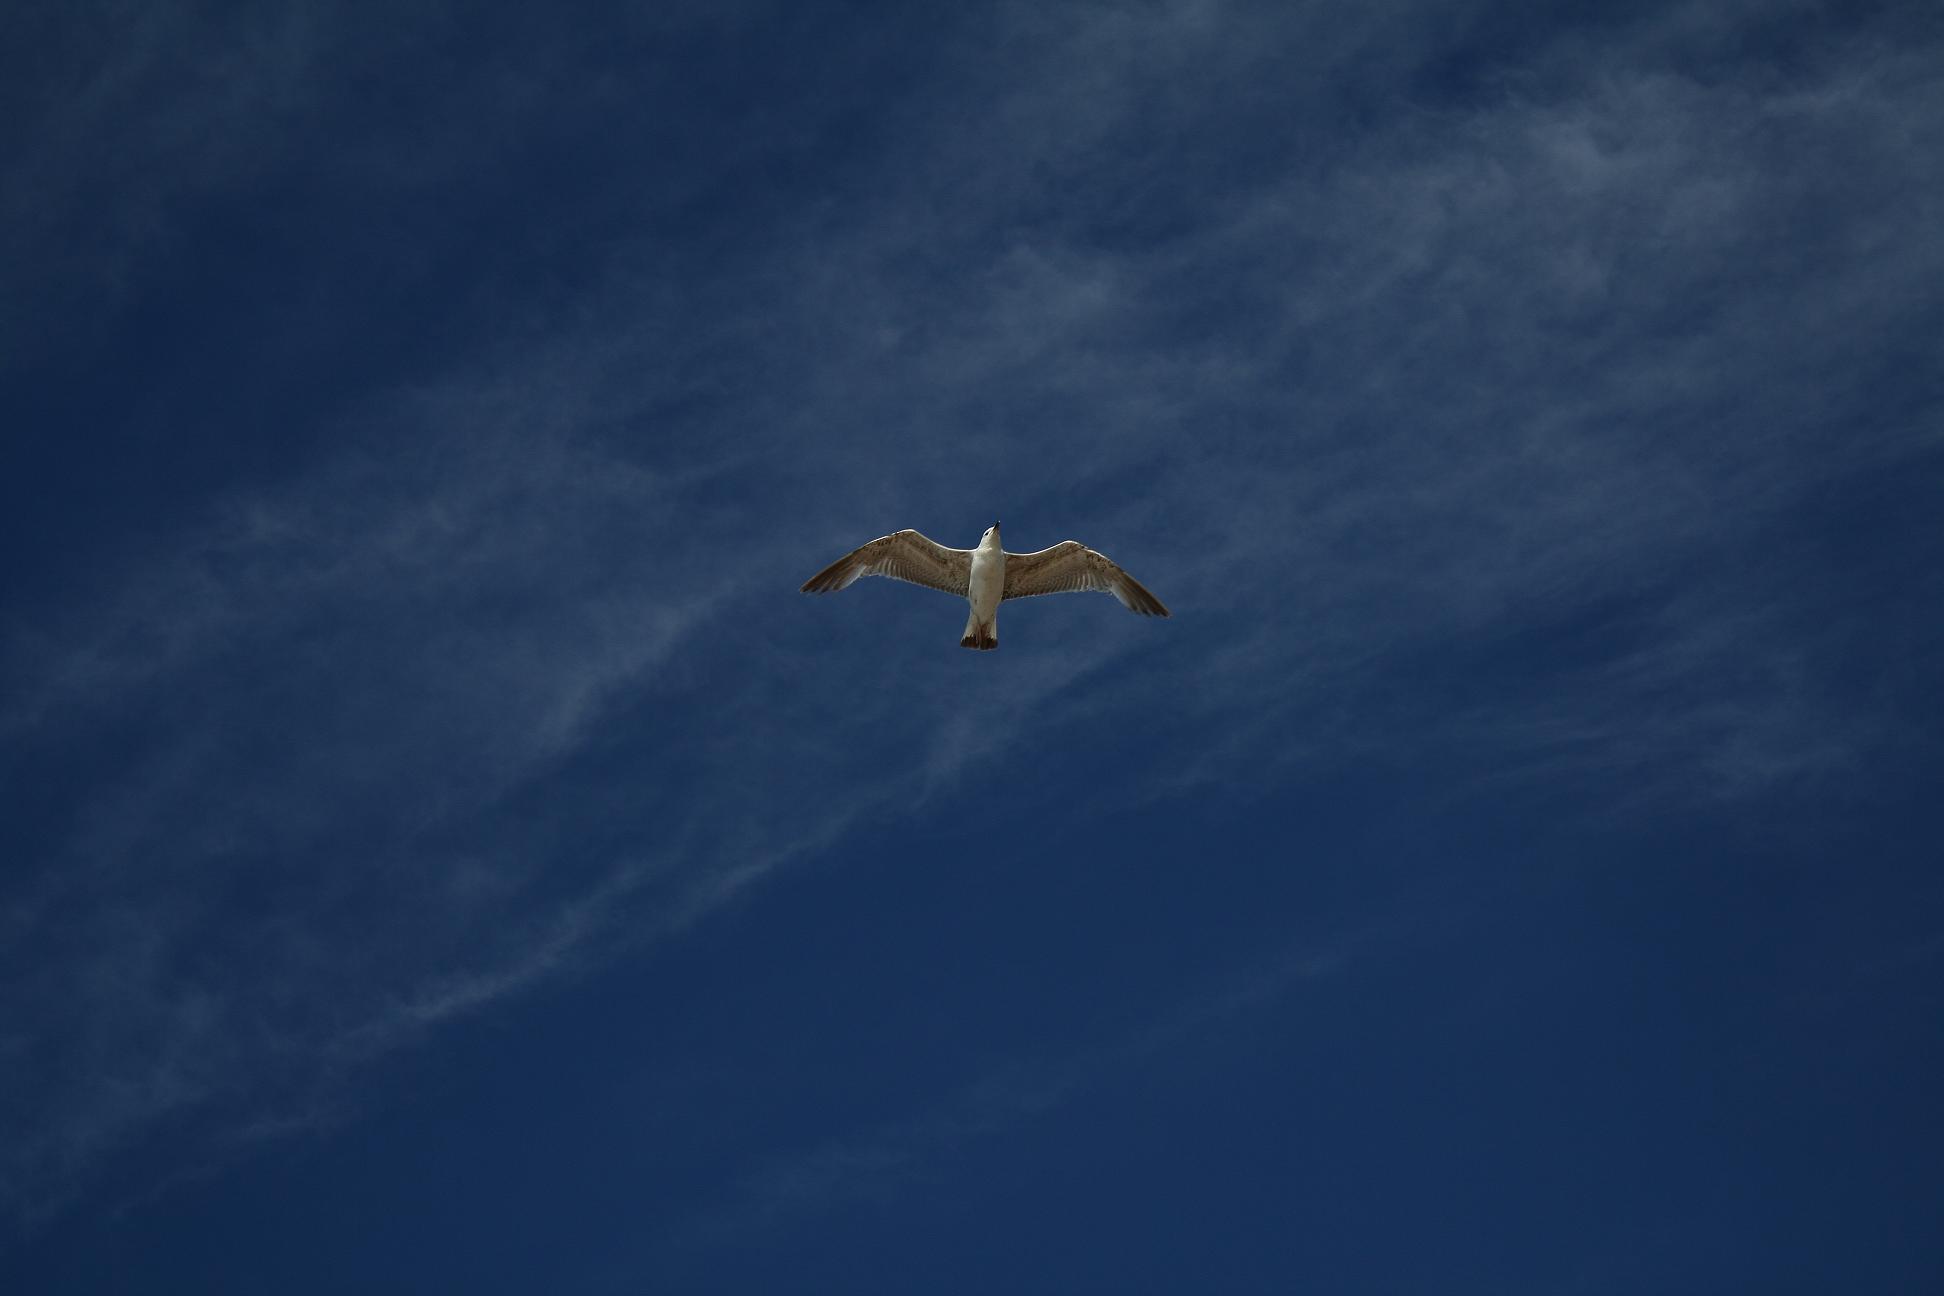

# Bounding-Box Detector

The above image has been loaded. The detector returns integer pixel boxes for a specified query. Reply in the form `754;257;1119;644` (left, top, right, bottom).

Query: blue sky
4;0;1941;1289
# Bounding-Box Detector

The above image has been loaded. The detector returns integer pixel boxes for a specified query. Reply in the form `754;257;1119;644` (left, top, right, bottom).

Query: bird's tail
959;617;998;651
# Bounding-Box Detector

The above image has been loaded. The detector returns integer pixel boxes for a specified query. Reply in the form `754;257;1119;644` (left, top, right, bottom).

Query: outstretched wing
801;530;972;597
1001;541;1170;616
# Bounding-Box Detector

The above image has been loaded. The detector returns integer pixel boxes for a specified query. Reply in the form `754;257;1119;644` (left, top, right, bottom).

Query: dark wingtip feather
1120;577;1170;618
801;556;854;594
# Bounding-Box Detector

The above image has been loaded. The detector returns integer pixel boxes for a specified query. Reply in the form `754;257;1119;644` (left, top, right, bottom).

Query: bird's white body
800;521;1168;650
962;525;1007;649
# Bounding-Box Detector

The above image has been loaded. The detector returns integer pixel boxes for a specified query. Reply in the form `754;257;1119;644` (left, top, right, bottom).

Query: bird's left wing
801;530;972;597
1001;541;1170;616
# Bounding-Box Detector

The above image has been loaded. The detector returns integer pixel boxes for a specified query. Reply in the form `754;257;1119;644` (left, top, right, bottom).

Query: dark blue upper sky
4;1;1941;1291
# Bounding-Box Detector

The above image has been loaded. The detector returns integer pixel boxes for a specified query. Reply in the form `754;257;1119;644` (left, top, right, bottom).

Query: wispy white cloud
4;0;1938;1239
0;3;331;367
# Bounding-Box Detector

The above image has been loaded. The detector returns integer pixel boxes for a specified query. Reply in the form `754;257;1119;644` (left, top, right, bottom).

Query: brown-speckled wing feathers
800;530;972;597
1000;542;1169;616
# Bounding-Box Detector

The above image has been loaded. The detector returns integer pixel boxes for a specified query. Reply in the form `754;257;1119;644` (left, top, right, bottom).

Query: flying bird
801;523;1169;650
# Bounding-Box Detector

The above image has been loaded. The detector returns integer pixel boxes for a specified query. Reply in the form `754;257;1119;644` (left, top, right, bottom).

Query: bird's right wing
801;530;973;597
1001;541;1170;616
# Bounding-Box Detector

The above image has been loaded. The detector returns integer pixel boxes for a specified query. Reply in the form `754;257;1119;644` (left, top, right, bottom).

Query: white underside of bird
801;523;1169;650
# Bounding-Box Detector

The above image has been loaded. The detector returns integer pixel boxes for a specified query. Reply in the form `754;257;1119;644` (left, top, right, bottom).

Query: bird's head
982;521;1001;547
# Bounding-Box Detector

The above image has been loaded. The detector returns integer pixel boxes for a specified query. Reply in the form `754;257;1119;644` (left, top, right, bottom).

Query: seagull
801;523;1169;650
